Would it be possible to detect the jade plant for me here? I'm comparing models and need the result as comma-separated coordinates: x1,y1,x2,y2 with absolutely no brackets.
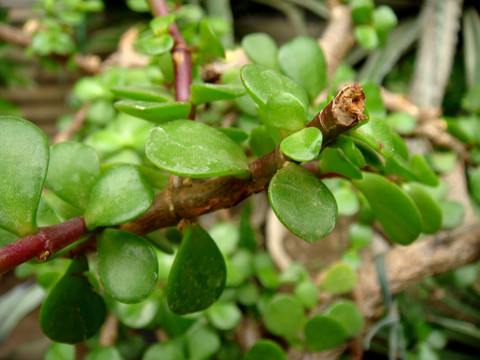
1,0,479,359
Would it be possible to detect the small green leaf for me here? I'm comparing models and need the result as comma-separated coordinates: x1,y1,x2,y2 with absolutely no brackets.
39,257,106,343
84,346,122,360
243,340,287,360
253,252,279,289
190,83,245,104
403,183,442,234
167,225,226,314
135,34,174,55
186,325,221,360
199,19,225,58
114,100,191,123
207,301,242,330
249,125,277,157
0,116,49,236
321,262,357,294
45,343,74,360
426,151,457,174
353,172,423,245
350,0,374,25
263,294,306,338
334,135,366,168
355,25,379,50
349,223,373,250
241,33,279,70
333,185,360,216
46,142,100,210
319,147,363,179
144,340,186,360
146,120,250,178
98,229,158,304
305,315,348,351
411,155,439,186
278,36,327,100
218,128,249,144
240,64,309,111
263,92,307,132
111,86,174,102
386,111,416,134
439,201,465,229
353,117,395,156
209,222,239,256
280,127,323,162
325,299,365,337
84,164,154,229
294,281,318,309
373,5,398,31
269,163,337,242
361,80,387,119
150,14,176,36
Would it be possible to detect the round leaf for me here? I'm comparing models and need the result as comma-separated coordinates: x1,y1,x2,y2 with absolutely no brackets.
263,294,306,338
114,100,191,123
268,163,337,242
167,225,226,314
85,346,122,360
351,0,374,24
84,164,154,229
46,142,100,210
242,33,280,70
353,172,423,245
348,223,373,250
98,229,158,304
439,200,465,229
135,34,174,55
280,127,323,162
325,299,365,337
321,262,357,294
305,315,348,351
144,341,186,360
206,301,242,330
354,25,379,50
373,5,398,31
39,257,106,343
0,116,49,236
146,120,250,178
243,340,287,360
190,83,245,104
294,281,318,309
278,36,327,100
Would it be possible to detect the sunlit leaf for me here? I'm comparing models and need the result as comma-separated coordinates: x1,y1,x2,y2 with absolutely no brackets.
241,33,279,70
280,127,322,162
114,100,191,123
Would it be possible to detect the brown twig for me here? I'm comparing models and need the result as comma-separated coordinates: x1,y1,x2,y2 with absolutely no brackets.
52,102,91,144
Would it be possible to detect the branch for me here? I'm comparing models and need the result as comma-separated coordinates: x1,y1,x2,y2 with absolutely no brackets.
0,84,367,273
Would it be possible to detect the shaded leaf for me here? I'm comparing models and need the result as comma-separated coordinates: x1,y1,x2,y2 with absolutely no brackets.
241,33,279,70
111,86,174,102
325,299,365,337
243,340,287,360
190,83,245,104
403,183,442,234
280,127,323,162
321,262,357,294
114,100,191,123
305,315,348,351
263,294,306,338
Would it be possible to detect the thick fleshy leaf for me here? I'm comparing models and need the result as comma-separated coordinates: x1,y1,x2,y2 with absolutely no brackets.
280,127,322,162
262,92,307,133
0,116,49,236
334,135,366,168
319,147,363,179
84,164,154,229
269,163,337,242
39,257,106,343
349,223,373,250
373,5,398,31
111,86,174,102
114,100,191,123
199,19,225,58
353,172,422,245
351,0,374,25
243,340,287,360
278,36,327,100
352,117,395,156
263,294,306,338
321,262,357,294
249,125,277,157
386,111,416,134
403,183,442,234
146,120,250,178
46,142,99,210
167,225,226,314
84,346,122,360
186,325,221,360
98,229,158,304
354,25,379,50
150,14,175,36
240,64,309,110
305,315,348,351
190,83,245,104
135,34,174,55
325,299,365,337
241,33,280,70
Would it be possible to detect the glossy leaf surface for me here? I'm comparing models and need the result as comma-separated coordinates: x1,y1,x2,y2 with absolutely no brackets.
305,315,348,351
114,100,191,123
353,117,395,157
325,299,365,337
167,225,226,314
0,116,49,236
353,172,422,245
39,257,106,343
403,183,442,234
269,163,337,242
278,36,327,100
46,142,99,209
144,341,186,360
98,229,158,303
111,86,174,102
243,340,287,360
146,120,250,178
190,83,245,104
84,164,154,229
280,127,322,162
264,92,307,132
319,147,362,179
263,294,306,338
241,32,279,70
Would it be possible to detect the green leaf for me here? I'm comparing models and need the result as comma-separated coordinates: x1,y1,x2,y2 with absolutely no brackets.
426,151,457,174
263,294,306,338
243,340,287,360
0,116,49,236
361,80,386,119
305,315,348,351
350,0,374,25
355,25,379,49
403,183,442,234
349,223,373,250
190,83,245,104
411,155,439,186
208,222,239,256
186,325,221,360
84,346,122,360
280,127,323,162
114,100,191,123
439,201,465,229
353,172,423,245
333,185,360,216
269,163,337,242
463,8,480,88
150,14,176,36
45,342,74,360
263,92,307,132
218,128,249,144
199,19,225,58
373,5,398,31
319,147,363,179
325,299,365,337
470,167,480,203
278,36,327,100
334,135,366,168
240,64,309,111
146,120,250,178
249,125,277,157
114,288,161,328
321,262,357,294
167,225,226,314
241,33,279,70
39,257,106,343
111,86,174,102
144,340,186,360
46,142,99,210
206,301,242,330
386,111,416,134
353,117,395,156
253,252,279,289
84,164,154,229
294,281,318,309
98,229,158,303
135,34,174,55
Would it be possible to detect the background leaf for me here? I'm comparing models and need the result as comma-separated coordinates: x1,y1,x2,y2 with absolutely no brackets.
114,100,191,123
305,315,348,351
241,33,280,70
263,294,306,339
